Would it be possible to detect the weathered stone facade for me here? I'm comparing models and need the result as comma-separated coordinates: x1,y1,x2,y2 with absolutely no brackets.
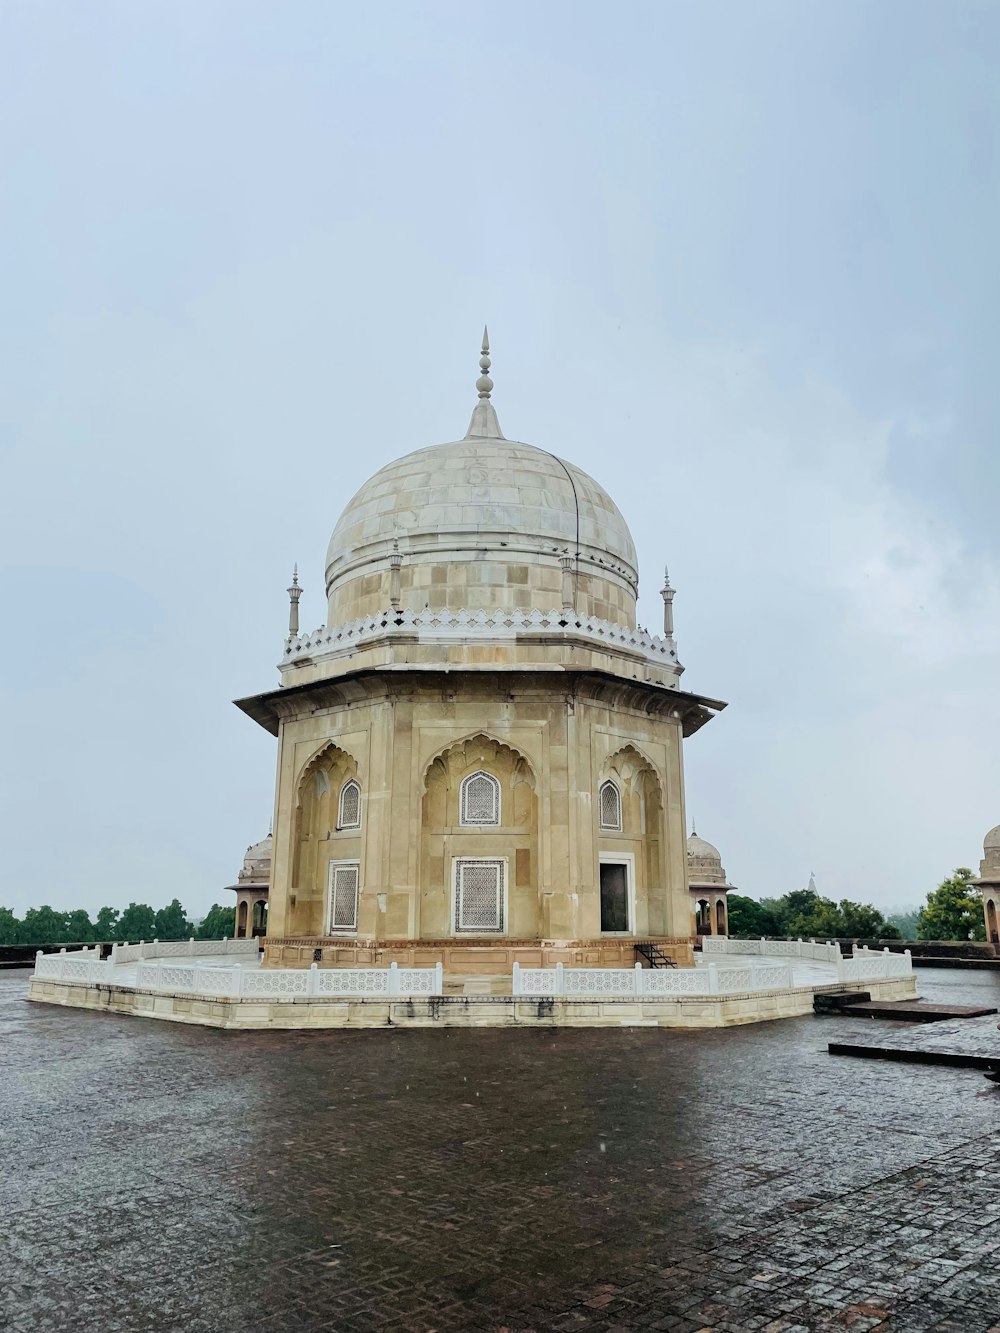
236,338,725,970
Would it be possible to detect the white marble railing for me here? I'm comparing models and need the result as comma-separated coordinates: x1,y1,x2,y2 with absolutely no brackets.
32,949,444,999
512,960,796,998
33,954,116,984
283,607,679,667
701,937,842,964
110,937,260,964
700,937,912,981
838,947,913,982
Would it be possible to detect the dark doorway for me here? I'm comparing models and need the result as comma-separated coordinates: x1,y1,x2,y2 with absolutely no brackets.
600,862,629,932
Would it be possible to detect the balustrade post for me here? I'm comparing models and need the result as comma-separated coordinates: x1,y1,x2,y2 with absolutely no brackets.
555,961,564,996
188,937,195,956
388,961,400,997
234,965,244,997
634,961,643,997
434,961,443,995
512,961,521,996
307,962,318,997
707,962,719,995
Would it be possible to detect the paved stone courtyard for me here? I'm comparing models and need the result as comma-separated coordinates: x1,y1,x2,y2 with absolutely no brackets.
3,968,1000,1332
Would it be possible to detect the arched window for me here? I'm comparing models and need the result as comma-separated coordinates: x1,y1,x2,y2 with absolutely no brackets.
460,771,501,826
599,779,622,832
338,779,361,830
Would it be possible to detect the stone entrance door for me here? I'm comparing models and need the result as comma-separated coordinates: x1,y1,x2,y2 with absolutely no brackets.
600,862,629,932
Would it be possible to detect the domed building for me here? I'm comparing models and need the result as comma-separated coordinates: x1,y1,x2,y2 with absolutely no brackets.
973,822,1000,946
225,834,272,940
686,829,737,937
235,336,726,973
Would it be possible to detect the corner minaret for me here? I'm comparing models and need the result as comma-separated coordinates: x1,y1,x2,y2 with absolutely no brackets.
660,567,676,645
287,566,302,637
466,327,505,440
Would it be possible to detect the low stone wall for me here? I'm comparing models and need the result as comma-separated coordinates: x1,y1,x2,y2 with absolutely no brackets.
27,974,915,1030
262,936,695,972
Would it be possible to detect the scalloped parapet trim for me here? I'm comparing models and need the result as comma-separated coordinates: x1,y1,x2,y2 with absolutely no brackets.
281,607,680,670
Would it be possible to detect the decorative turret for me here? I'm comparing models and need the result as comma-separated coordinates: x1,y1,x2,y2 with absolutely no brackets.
287,566,302,637
661,567,675,640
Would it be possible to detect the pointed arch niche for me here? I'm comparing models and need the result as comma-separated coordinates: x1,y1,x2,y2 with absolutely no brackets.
596,745,666,936
420,733,538,939
289,741,361,937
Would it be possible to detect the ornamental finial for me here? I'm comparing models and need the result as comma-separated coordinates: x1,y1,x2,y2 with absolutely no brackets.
476,326,493,400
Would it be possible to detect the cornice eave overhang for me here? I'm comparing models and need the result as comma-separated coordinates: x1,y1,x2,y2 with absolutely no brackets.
233,665,727,739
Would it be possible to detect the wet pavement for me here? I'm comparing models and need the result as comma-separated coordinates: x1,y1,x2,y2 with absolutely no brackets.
3,966,1000,1332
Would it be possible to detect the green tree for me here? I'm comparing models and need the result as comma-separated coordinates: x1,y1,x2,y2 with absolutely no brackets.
756,888,901,941
18,906,70,946
154,899,191,941
836,900,900,939
196,904,236,940
886,908,921,939
65,909,95,943
917,869,985,941
0,907,19,945
726,895,782,937
118,902,157,942
94,906,121,941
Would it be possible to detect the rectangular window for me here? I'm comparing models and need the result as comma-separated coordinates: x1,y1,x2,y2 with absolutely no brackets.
328,861,360,933
454,858,505,933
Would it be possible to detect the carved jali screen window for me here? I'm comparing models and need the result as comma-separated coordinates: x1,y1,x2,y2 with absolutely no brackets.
460,771,500,826
454,858,505,933
599,780,622,832
338,779,361,830
329,862,360,933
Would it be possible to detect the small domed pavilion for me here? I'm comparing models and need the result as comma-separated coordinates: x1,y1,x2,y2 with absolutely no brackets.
225,835,272,940
973,822,1000,947
686,829,738,936
235,335,726,974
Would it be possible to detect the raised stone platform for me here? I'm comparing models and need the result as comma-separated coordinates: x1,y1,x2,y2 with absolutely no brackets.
830,1014,1000,1071
28,971,916,1029
837,999,998,1022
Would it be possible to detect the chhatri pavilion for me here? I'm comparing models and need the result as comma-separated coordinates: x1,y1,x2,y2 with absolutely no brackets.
235,335,726,975
973,821,1000,947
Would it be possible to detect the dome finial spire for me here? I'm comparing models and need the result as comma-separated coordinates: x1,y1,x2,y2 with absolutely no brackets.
476,326,493,399
465,325,505,440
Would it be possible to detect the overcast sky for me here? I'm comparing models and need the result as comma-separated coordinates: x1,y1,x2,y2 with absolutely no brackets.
1,0,998,918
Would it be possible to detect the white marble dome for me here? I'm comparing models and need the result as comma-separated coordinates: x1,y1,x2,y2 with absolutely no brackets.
687,831,731,888
323,362,640,628
687,832,722,863
238,834,272,886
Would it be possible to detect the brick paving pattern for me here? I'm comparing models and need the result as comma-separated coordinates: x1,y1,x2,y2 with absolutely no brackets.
3,967,1000,1332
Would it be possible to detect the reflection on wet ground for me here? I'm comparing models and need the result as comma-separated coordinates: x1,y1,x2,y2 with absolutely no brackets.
3,967,999,1331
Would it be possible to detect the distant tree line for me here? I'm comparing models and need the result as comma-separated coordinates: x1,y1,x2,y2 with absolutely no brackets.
0,899,236,947
727,868,986,942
